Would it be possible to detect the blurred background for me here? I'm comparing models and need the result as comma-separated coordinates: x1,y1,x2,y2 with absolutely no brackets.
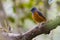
0,0,60,40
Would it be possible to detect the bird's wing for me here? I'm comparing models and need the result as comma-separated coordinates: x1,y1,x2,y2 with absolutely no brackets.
37,11,46,19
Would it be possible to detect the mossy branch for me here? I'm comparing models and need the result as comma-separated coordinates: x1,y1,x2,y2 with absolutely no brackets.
10,16,60,40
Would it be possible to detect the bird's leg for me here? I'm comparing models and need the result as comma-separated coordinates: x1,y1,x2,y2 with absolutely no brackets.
38,22,46,28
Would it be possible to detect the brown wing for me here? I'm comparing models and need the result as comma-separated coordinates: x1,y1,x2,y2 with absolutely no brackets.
32,12,46,23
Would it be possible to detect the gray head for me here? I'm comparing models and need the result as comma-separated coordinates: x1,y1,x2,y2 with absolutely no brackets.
31,7,37,13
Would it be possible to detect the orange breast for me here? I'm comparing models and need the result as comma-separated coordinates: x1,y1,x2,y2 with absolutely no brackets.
32,12,46,23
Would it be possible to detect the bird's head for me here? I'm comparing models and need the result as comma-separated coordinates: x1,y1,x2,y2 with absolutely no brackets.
31,7,38,14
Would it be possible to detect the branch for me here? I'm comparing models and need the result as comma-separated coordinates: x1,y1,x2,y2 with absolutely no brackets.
17,23,49,40
1,16,60,40
5,23,48,40
9,16,60,40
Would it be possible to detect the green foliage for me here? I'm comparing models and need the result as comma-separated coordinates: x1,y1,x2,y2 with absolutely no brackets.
57,6,60,11
18,3,24,9
13,6,16,13
3,0,6,1
8,17,15,23
18,0,36,9
26,13,32,19
20,17,25,24
24,0,35,8
57,1,60,11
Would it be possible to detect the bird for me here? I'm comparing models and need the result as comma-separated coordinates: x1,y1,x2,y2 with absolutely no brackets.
31,7,46,23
